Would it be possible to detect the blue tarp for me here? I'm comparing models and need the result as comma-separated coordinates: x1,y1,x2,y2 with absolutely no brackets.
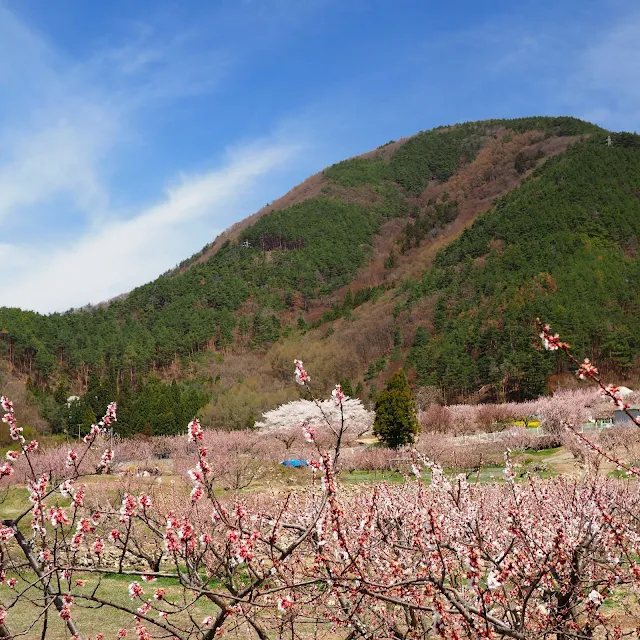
280,459,309,468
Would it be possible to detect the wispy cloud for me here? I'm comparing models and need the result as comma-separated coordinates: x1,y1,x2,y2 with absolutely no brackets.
1,138,301,312
0,8,115,224
570,12,640,130
0,118,112,222
0,3,233,230
0,4,303,312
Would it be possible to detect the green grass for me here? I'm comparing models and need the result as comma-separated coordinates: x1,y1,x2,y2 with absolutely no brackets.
341,469,407,484
522,447,562,457
1,571,221,640
339,466,540,485
0,486,32,520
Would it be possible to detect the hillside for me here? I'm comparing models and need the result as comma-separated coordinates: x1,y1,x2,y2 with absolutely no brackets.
4,116,640,436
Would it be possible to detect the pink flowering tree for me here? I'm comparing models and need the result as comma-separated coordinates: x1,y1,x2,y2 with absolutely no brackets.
1,355,640,638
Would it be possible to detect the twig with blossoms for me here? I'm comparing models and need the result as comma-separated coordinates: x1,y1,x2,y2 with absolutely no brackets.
1,400,119,639
538,320,637,419
292,359,349,467
538,319,640,476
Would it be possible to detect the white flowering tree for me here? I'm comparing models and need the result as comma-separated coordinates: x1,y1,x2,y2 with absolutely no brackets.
254,397,373,438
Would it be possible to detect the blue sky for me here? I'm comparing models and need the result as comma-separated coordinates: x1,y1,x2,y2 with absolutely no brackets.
0,0,638,312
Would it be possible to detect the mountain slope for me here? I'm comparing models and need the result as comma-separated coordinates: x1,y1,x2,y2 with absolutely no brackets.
5,116,640,435
404,133,640,400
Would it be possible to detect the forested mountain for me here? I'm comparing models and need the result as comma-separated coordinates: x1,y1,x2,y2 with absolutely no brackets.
2,116,640,436
405,134,640,400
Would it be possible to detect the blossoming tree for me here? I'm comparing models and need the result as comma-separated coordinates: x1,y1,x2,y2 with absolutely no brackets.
1,353,640,638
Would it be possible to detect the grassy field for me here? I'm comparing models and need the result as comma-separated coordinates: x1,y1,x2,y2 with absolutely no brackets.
3,572,222,640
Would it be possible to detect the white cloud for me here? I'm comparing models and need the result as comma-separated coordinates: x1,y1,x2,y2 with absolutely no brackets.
582,18,640,99
0,7,116,223
573,14,640,129
0,118,112,221
0,4,233,231
0,5,297,312
1,138,301,313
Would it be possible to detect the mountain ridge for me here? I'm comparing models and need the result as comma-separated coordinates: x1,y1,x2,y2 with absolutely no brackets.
4,116,640,437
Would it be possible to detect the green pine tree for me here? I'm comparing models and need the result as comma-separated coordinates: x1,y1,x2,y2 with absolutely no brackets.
373,369,419,448
339,378,354,397
80,406,97,438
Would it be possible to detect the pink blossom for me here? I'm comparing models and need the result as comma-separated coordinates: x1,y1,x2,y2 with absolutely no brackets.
71,532,84,549
178,521,194,541
72,486,86,507
97,448,114,471
102,402,117,427
0,527,14,541
576,358,599,380
38,548,52,562
66,449,78,467
59,479,74,498
294,359,310,385
302,422,315,443
137,600,151,615
48,507,69,527
236,542,254,563
601,384,629,410
59,602,72,620
187,418,204,443
538,324,570,351
134,620,151,640
277,596,294,613
120,493,137,522
190,485,203,503
24,439,38,453
83,424,101,444
331,384,346,406
0,463,14,479
76,518,95,534
93,537,104,555
197,459,211,476
128,582,144,600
